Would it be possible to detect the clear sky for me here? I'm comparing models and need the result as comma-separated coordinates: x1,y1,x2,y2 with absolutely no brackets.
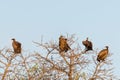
0,0,120,77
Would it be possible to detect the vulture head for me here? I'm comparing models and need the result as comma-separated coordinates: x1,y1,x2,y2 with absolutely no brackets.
82,37,93,52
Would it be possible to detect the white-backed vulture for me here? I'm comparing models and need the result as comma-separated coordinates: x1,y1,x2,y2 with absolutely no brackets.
12,38,21,54
82,37,93,52
59,36,71,53
97,46,109,62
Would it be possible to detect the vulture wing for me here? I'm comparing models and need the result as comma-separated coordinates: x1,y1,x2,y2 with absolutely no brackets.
87,41,93,50
59,36,66,52
97,49,108,62
15,41,21,48
64,39,71,52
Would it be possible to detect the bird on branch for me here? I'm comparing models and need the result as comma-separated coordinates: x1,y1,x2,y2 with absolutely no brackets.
59,35,71,53
12,38,21,54
82,37,93,52
97,46,109,62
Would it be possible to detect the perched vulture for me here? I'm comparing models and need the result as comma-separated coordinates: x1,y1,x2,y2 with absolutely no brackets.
82,37,93,52
59,36,71,53
12,38,21,54
97,46,109,62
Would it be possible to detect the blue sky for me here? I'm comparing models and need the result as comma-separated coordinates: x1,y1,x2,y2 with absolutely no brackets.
0,0,120,77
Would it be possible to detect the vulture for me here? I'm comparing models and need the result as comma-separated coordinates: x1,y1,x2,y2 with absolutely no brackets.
97,46,109,62
82,37,93,52
59,36,71,53
12,38,21,54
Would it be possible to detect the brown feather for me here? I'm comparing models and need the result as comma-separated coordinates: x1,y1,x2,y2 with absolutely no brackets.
97,46,109,62
59,36,71,53
12,38,21,54
82,38,93,52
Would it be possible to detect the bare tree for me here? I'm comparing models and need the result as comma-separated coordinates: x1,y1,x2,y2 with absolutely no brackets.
33,34,115,80
0,34,116,80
